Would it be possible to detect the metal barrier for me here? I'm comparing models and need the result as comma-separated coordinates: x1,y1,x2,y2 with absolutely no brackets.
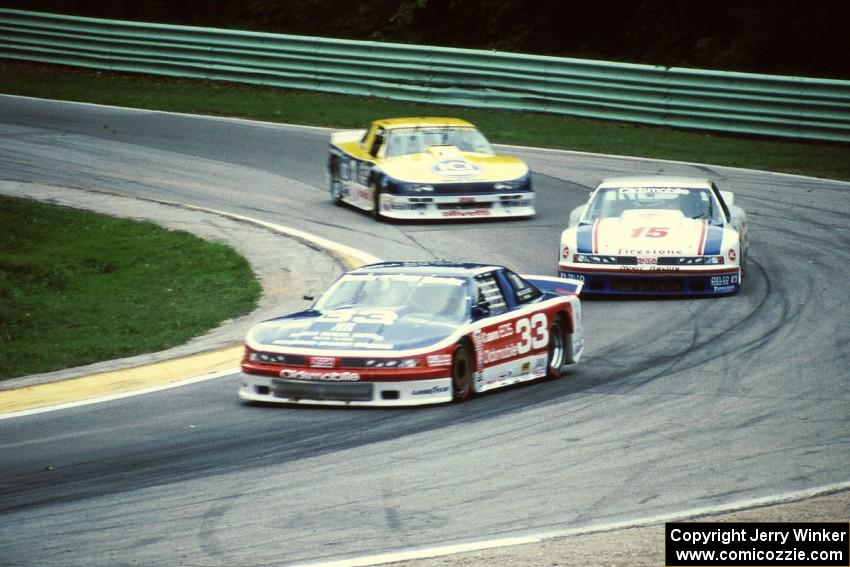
2,8,849,142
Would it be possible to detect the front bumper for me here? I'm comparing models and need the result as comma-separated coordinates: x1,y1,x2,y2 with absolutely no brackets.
558,266,741,295
379,192,534,220
239,373,454,407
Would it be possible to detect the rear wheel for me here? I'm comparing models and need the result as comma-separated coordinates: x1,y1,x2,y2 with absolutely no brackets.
371,181,383,221
329,159,343,204
547,320,565,379
451,344,473,402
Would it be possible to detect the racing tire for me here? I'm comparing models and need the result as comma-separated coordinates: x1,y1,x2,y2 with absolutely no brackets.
546,320,565,379
451,344,473,402
371,181,383,221
329,171,344,205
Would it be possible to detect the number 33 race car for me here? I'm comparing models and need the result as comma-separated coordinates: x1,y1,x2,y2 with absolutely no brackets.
328,117,535,220
559,176,748,295
239,262,584,407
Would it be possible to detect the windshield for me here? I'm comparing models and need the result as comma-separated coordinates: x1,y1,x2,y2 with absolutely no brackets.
314,274,469,323
384,127,494,157
584,187,720,222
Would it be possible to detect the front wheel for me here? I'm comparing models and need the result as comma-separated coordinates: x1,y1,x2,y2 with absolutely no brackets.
329,159,344,205
546,320,565,379
451,344,473,402
329,174,343,205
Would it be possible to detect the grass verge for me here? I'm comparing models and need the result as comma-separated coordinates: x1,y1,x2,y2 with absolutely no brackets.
2,60,850,181
0,195,261,380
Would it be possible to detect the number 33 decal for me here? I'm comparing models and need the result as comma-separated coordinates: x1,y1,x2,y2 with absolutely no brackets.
318,309,397,325
516,313,548,354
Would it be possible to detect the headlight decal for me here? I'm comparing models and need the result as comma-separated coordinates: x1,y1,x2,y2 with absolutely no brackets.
340,358,420,369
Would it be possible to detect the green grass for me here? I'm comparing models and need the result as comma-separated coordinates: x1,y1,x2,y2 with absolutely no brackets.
0,61,850,180
0,195,261,380
3,61,850,181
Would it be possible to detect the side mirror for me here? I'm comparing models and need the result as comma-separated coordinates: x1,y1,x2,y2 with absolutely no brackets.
471,299,491,319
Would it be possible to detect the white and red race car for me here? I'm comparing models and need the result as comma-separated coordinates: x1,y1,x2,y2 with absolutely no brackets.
559,176,748,295
239,262,583,406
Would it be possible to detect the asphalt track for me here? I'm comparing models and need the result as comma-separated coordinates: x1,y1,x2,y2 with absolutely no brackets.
0,96,848,566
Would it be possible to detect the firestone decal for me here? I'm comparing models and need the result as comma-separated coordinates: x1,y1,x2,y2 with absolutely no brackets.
619,248,683,255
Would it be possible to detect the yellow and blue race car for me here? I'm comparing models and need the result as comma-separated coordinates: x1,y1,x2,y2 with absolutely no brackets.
328,117,534,220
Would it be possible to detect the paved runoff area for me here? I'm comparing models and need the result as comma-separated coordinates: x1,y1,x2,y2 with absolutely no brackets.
2,181,846,566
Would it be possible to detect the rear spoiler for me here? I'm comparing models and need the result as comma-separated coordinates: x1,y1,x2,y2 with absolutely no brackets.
522,274,584,296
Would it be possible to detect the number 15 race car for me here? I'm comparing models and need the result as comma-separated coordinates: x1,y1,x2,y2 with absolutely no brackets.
239,262,584,407
559,176,748,295
328,117,535,220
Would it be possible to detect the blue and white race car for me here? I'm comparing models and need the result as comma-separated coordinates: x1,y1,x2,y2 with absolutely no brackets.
559,176,748,295
240,262,584,406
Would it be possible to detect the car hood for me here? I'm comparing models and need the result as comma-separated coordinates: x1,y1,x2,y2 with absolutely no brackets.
576,210,726,256
248,308,460,353
380,146,528,184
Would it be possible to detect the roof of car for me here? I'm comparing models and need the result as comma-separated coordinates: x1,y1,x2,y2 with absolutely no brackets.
596,176,714,189
349,261,500,277
372,117,476,130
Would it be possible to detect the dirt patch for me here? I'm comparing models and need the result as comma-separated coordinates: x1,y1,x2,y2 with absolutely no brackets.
392,490,849,566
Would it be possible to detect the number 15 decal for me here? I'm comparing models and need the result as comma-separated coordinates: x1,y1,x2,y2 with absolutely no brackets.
630,226,670,238
516,313,548,354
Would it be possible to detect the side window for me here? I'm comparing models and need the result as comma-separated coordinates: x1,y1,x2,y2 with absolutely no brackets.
504,270,542,305
475,273,508,315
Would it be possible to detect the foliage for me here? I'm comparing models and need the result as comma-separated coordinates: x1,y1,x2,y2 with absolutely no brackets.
3,0,847,78
2,61,849,182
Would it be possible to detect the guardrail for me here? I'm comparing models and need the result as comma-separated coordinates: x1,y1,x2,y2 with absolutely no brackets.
2,8,850,142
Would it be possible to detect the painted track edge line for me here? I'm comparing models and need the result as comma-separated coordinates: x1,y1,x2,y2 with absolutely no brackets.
0,192,382,418
290,480,850,567
0,368,238,420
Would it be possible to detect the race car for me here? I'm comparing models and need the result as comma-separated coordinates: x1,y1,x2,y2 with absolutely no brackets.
327,117,534,220
239,261,583,407
558,176,748,295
